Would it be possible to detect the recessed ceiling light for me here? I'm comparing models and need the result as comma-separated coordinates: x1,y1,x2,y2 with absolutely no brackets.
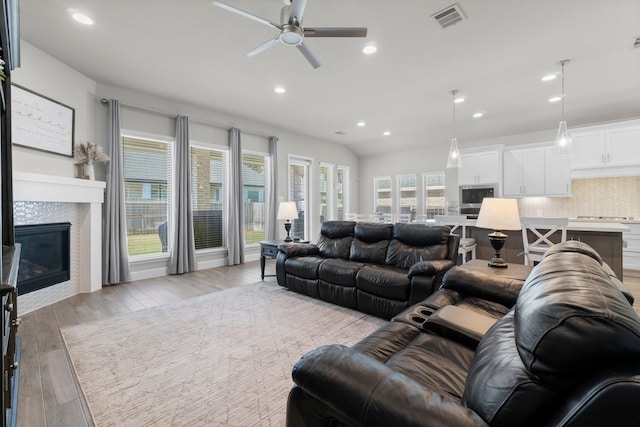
549,96,562,103
454,96,465,104
383,131,391,136
274,86,286,94
362,43,377,55
472,112,484,118
542,74,557,82
71,12,94,25
357,121,366,127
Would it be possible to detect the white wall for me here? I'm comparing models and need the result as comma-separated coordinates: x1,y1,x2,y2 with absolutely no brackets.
11,41,97,177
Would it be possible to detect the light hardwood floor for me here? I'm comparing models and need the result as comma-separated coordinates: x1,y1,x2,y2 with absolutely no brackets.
17,260,269,427
15,261,640,427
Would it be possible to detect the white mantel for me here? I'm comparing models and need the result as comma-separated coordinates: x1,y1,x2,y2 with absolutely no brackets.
13,171,106,294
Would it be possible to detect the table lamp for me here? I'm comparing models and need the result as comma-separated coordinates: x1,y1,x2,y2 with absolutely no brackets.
277,201,298,242
475,198,521,268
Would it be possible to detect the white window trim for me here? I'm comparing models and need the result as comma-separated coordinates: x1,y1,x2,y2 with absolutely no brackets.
396,173,417,216
373,175,392,214
288,155,314,240
320,162,335,221
337,165,350,220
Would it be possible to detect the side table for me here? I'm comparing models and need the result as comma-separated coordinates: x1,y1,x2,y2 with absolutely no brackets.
260,240,281,280
458,259,533,282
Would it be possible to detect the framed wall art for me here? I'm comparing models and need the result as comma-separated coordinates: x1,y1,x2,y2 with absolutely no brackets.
11,84,75,157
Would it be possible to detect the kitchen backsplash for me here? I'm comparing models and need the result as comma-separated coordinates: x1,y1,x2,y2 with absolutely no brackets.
518,176,640,219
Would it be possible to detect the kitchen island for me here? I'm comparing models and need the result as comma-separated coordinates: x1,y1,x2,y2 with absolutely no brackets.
460,221,629,279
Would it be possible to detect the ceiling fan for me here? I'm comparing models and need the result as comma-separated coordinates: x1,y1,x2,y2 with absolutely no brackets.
213,0,367,69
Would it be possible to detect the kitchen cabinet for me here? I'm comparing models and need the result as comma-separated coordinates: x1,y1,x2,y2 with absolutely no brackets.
567,230,624,278
571,121,640,176
623,223,640,272
503,147,545,196
458,149,501,186
544,147,571,196
502,145,571,197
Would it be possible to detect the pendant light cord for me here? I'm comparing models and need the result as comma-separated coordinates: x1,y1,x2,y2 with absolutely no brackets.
451,90,457,138
561,61,565,121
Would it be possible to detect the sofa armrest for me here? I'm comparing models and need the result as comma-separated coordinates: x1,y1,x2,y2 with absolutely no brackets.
408,259,456,278
277,243,319,257
441,267,525,308
421,288,462,310
423,305,497,349
291,344,489,427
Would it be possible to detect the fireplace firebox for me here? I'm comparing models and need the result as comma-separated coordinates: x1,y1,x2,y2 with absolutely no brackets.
14,222,71,294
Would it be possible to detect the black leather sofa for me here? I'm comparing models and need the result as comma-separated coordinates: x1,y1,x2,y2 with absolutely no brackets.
275,221,460,319
286,241,640,426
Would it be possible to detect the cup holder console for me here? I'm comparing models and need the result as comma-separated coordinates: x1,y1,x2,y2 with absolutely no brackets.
391,305,438,330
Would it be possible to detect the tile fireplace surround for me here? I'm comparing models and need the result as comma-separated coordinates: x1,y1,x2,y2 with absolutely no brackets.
13,172,106,315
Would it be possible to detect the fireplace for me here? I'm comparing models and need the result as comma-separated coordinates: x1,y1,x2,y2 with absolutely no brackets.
15,222,71,295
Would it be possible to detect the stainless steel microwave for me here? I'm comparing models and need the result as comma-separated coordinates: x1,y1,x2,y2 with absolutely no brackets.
459,185,497,218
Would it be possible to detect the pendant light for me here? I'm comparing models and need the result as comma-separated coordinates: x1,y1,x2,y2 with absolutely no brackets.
446,90,462,169
554,60,572,155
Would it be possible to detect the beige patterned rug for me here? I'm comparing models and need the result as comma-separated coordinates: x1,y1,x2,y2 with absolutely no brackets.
61,282,385,426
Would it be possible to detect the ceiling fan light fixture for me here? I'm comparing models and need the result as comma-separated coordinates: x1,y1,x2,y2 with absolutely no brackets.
280,24,304,45
542,73,557,82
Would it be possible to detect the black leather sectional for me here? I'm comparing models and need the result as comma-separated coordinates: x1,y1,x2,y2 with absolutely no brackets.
286,241,640,426
276,221,460,319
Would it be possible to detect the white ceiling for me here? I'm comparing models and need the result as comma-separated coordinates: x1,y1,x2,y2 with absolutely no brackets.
18,0,640,157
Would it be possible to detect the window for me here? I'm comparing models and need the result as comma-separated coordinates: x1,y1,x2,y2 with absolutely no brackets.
397,174,417,217
337,166,349,220
319,163,334,223
423,172,446,219
191,145,227,250
123,135,172,257
289,157,311,240
243,152,268,245
373,176,392,214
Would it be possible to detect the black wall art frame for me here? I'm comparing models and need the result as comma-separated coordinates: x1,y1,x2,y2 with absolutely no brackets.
11,84,75,157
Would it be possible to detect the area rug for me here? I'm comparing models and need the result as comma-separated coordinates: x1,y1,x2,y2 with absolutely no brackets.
61,282,386,426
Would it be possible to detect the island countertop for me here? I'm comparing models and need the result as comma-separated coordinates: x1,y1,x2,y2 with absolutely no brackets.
458,220,630,233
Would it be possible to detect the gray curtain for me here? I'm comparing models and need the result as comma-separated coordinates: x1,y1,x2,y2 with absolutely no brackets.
103,99,131,284
227,128,245,265
266,136,278,240
168,116,197,274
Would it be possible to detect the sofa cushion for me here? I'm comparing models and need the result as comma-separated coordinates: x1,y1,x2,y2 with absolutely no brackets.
356,264,410,301
284,256,325,280
514,247,640,390
316,221,355,259
350,239,388,264
354,222,394,242
318,258,364,287
384,224,450,269
348,223,393,264
462,311,558,426
386,240,448,269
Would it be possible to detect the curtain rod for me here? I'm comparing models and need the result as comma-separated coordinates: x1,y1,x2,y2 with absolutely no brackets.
100,98,274,139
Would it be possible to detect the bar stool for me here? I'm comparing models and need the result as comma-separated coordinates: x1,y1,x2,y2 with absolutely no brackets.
435,215,476,264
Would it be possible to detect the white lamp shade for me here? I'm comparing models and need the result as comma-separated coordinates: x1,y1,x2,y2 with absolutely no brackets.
277,202,298,220
475,198,521,231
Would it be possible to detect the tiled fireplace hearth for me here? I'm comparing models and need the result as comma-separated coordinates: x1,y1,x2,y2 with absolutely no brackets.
13,172,106,315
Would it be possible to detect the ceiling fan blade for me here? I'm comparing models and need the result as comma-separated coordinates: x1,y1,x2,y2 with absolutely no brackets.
304,27,368,38
297,42,321,69
213,1,281,31
289,0,307,24
247,37,281,57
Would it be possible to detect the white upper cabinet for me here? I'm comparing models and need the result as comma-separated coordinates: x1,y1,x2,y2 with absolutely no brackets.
459,149,501,186
503,147,546,197
544,147,572,196
571,120,640,177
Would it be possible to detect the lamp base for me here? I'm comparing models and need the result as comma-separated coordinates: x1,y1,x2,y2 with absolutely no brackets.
487,231,508,268
284,221,293,242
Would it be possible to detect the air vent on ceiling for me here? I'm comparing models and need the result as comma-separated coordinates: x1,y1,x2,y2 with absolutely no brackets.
634,36,640,49
432,3,466,29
